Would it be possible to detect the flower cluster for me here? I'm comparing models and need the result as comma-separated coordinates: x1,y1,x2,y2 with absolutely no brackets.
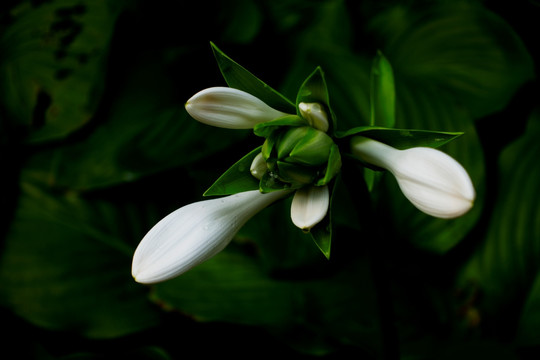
132,46,475,284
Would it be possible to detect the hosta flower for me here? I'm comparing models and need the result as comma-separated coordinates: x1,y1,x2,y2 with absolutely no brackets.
185,87,289,129
350,136,475,218
132,190,288,284
132,87,335,283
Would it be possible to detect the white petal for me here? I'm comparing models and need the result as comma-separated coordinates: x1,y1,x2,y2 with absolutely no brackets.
290,185,330,230
350,136,475,218
299,102,329,132
132,190,288,284
185,87,289,129
390,147,475,218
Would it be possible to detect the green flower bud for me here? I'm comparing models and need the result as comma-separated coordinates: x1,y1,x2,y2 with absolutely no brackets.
276,126,311,160
250,152,267,180
286,127,333,166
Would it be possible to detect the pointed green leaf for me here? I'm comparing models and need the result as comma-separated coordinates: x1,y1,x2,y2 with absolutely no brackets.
253,115,306,138
370,51,396,128
308,181,338,259
204,147,262,196
337,126,463,150
211,42,295,113
316,144,342,186
296,67,338,135
262,136,276,161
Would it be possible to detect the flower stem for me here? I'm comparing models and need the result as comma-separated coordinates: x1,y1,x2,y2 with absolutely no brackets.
342,161,400,360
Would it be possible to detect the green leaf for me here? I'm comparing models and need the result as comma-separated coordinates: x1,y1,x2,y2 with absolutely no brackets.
203,147,262,196
26,49,249,191
253,115,306,138
517,271,540,347
337,126,463,150
296,67,338,134
0,0,125,143
370,51,396,128
458,113,540,339
0,181,160,337
152,231,379,355
371,1,534,118
316,143,342,186
211,42,296,113
153,248,298,326
308,181,338,259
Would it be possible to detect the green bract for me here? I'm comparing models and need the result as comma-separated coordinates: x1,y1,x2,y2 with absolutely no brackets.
258,125,335,190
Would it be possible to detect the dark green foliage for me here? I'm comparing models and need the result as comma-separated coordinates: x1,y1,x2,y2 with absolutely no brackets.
0,0,538,358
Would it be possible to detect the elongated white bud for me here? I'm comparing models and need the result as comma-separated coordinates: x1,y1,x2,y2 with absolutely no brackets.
290,185,330,230
185,87,289,129
350,136,475,218
299,102,329,132
132,190,288,284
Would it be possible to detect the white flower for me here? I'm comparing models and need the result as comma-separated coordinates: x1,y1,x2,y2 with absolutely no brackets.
132,88,334,284
299,102,329,132
350,136,475,218
132,190,288,284
291,185,330,230
185,87,290,129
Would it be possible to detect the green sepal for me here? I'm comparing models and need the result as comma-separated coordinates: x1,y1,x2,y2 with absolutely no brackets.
296,67,338,135
262,137,276,161
211,42,295,113
336,126,463,150
288,128,333,166
276,126,310,160
253,115,306,138
308,180,338,260
276,161,318,186
203,146,262,196
370,51,396,128
259,171,294,193
316,144,342,186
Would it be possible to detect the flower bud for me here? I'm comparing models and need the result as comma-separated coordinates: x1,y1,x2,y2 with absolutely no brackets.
277,126,333,166
185,87,289,129
132,190,288,283
291,185,330,231
299,102,329,132
350,136,475,218
250,152,267,180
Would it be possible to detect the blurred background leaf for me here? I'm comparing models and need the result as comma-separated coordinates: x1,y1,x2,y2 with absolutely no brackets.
0,179,161,337
0,0,125,143
458,110,540,344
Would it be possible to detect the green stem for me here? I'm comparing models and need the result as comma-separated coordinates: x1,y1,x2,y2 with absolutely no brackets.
342,161,400,359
